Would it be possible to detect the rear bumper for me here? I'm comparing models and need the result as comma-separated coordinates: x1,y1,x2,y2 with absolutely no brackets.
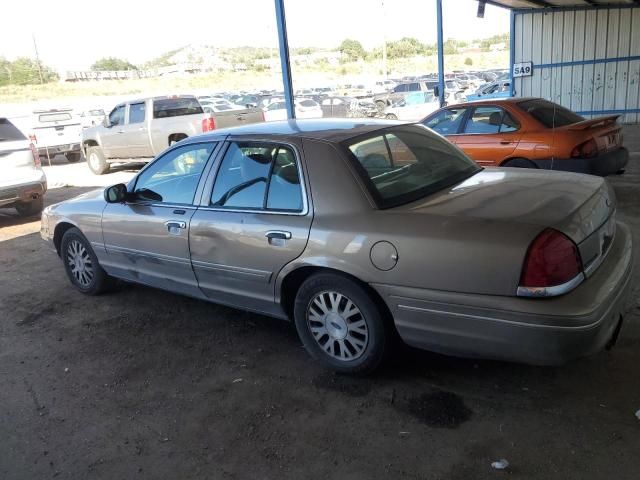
532,147,629,176
37,142,81,156
0,179,47,208
373,222,633,366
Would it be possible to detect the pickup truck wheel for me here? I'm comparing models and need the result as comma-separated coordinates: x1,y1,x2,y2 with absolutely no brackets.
385,113,398,120
15,197,44,217
61,227,113,295
66,152,81,163
294,273,388,375
87,147,109,175
375,100,387,112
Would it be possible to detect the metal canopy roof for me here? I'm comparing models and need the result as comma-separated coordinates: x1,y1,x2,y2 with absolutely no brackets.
485,0,640,10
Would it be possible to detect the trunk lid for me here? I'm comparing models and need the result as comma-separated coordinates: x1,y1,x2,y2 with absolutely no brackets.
400,168,614,245
559,115,623,153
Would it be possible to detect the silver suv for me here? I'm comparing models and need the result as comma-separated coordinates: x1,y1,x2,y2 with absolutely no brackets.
0,117,47,216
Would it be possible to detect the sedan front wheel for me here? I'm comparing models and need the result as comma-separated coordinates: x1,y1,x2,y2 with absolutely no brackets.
294,273,388,374
61,227,113,295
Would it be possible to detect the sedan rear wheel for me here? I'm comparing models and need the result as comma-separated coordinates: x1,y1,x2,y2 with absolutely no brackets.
294,273,387,374
61,227,113,295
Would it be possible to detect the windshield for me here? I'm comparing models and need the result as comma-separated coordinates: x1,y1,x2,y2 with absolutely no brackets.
517,99,584,128
344,125,480,208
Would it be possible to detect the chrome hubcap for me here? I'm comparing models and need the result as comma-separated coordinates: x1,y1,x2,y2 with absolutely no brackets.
89,152,100,170
307,291,368,361
67,239,94,287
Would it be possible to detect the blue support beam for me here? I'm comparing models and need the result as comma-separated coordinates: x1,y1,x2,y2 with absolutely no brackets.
274,0,295,119
436,0,445,107
509,9,515,97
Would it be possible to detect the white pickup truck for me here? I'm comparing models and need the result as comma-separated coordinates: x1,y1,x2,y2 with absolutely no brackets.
81,95,263,174
31,108,83,163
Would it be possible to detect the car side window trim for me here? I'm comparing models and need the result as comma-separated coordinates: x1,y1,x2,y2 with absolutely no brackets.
128,141,221,207
197,139,309,216
451,105,520,136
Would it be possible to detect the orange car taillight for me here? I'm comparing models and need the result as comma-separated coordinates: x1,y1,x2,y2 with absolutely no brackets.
30,143,41,167
517,229,584,297
202,117,215,132
570,138,598,158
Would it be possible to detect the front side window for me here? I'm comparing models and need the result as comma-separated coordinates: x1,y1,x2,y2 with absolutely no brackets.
109,106,125,126
423,107,467,135
211,142,303,212
464,106,519,134
346,126,479,208
133,143,214,204
128,103,146,124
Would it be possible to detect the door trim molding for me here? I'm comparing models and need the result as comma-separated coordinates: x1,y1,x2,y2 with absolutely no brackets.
104,244,191,266
191,259,272,282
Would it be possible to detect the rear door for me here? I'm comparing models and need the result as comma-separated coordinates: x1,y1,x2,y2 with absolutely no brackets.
119,101,152,158
101,141,218,297
100,105,126,158
454,105,521,166
189,139,312,315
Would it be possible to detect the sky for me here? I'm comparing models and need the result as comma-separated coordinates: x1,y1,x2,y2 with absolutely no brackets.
0,0,510,71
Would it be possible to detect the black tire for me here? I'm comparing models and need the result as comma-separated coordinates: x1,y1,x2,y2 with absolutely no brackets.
502,157,537,169
375,100,387,112
66,152,81,163
294,273,388,375
15,196,44,217
60,227,113,295
87,146,109,175
385,113,398,120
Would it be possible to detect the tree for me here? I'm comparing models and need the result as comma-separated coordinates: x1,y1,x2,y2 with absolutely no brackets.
0,57,57,86
464,57,473,66
91,57,137,71
386,37,427,59
338,39,366,62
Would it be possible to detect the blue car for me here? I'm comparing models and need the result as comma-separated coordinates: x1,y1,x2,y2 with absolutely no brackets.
466,80,511,101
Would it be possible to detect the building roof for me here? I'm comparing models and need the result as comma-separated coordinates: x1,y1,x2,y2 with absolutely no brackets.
486,0,639,10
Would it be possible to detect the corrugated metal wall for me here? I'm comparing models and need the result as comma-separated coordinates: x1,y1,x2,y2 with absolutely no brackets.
513,6,640,123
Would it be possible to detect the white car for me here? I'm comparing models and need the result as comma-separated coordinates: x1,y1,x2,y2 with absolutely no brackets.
263,98,323,122
30,109,83,163
384,92,440,121
0,117,47,216
199,97,244,111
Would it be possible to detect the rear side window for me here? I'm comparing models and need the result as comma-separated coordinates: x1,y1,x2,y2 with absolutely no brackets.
129,103,146,124
38,112,72,123
517,99,583,128
211,142,303,212
153,97,203,119
0,118,27,141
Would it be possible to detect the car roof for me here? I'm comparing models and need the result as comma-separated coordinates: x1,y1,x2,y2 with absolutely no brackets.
187,118,406,143
446,97,539,108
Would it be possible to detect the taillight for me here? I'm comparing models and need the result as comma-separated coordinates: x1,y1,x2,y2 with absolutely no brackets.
571,138,598,158
517,228,584,297
30,143,41,167
202,117,215,132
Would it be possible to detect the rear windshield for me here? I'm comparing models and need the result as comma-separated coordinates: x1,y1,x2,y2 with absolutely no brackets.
517,99,584,128
38,112,72,123
345,125,480,208
0,118,27,141
153,97,203,119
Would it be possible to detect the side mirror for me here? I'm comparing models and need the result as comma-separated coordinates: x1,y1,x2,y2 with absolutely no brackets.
102,117,111,128
104,183,127,203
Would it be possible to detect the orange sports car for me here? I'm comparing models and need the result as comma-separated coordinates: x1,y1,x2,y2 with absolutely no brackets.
421,98,628,176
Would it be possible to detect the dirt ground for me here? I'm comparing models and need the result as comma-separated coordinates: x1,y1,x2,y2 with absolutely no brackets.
1,131,639,480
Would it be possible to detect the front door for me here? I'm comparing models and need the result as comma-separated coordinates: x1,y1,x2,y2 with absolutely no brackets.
100,104,127,158
189,140,312,315
454,105,521,166
101,142,217,297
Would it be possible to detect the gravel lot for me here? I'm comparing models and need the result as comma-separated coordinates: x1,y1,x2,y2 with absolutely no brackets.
1,133,639,480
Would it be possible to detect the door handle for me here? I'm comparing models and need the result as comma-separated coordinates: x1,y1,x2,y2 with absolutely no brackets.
117,130,125,134
265,230,292,240
165,220,187,234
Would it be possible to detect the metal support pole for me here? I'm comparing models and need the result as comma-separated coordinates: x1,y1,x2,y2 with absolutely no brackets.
436,0,446,107
274,0,295,119
509,10,515,98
